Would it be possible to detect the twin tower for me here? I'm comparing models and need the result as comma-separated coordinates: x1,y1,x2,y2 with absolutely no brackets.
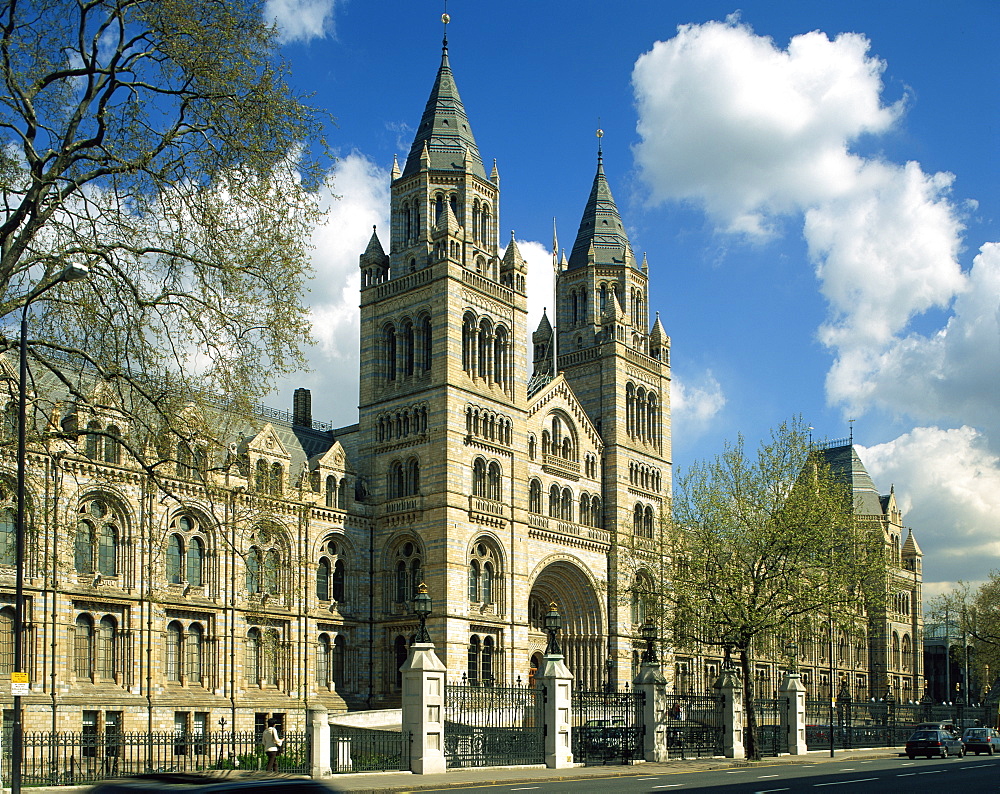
354,38,670,693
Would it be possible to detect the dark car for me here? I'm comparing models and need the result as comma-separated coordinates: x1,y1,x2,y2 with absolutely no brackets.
913,721,959,735
962,727,1000,755
88,772,336,793
905,729,965,759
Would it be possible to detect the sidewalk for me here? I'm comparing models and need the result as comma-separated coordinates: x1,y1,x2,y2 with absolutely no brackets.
326,746,904,792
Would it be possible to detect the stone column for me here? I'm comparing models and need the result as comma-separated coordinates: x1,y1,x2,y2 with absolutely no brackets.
537,653,574,769
779,671,808,755
714,668,745,759
401,641,448,774
633,662,669,762
309,705,331,777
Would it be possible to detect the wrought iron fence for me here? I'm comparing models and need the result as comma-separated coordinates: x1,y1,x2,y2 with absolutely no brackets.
752,697,789,757
0,730,309,786
329,727,408,773
662,693,724,758
444,681,545,768
571,687,645,765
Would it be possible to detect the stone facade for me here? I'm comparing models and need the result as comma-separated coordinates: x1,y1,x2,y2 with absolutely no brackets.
0,38,922,737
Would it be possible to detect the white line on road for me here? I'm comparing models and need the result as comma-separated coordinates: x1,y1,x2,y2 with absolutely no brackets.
635,778,660,780
758,774,780,778
651,785,682,789
917,770,943,774
813,778,877,787
727,769,746,773
511,788,539,791
897,773,917,777
755,789,790,793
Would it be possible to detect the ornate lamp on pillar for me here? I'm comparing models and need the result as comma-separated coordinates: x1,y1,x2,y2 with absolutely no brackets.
640,621,658,665
413,582,432,643
543,601,562,656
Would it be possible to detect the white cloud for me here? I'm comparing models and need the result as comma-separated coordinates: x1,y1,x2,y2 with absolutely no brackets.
859,427,1000,588
264,0,336,44
672,371,727,429
516,239,555,336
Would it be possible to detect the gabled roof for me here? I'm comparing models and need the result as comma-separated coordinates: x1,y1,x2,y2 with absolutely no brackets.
567,151,631,270
527,373,603,452
401,45,485,179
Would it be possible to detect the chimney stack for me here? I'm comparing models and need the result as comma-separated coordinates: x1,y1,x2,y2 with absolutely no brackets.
293,388,312,429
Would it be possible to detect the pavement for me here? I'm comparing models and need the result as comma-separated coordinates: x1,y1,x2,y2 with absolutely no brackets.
19,747,905,794
323,746,905,792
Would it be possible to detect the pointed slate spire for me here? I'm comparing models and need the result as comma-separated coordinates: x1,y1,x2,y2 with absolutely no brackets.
533,309,553,341
568,148,631,270
902,527,923,557
402,41,486,179
649,311,667,344
502,231,526,272
490,158,500,185
390,154,401,181
360,225,389,269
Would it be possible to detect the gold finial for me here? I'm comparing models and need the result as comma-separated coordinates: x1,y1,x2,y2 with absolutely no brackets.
596,128,604,138
442,12,450,24
418,582,428,594
549,600,558,611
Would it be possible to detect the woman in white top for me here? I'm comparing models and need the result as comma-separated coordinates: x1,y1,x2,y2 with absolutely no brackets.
262,718,283,771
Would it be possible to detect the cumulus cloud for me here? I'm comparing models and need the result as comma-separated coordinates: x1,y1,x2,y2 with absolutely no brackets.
516,239,555,336
859,427,1000,588
672,371,727,430
264,0,336,44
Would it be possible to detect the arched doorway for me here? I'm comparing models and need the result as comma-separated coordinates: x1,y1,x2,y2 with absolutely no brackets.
528,559,605,689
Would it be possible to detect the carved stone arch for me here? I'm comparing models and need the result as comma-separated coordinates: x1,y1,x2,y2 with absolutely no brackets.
75,486,134,539
164,502,218,554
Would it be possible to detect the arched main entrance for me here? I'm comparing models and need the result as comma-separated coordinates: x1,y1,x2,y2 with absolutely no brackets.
528,559,605,690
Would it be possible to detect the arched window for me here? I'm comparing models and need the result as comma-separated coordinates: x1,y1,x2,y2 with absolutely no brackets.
0,505,13,566
406,458,420,495
634,504,643,536
317,558,330,602
75,522,94,574
388,461,404,499
468,560,480,602
85,421,101,459
167,535,184,584
269,463,283,495
468,635,481,684
528,435,536,460
561,487,573,521
528,479,541,514
98,616,116,680
325,475,335,507
334,635,347,687
395,561,407,603
76,498,122,577
482,636,495,684
472,458,487,498
332,560,345,602
487,462,501,500
187,536,203,587
246,628,262,684
901,634,912,672
255,459,267,492
402,320,415,376
0,607,13,674
104,425,122,465
187,623,203,684
98,521,117,575
245,548,262,593
548,484,560,517
74,614,94,678
481,562,493,604
166,621,183,682
338,479,348,509
316,634,331,687
591,496,602,527
644,506,654,538
263,629,280,685
891,632,901,669
421,315,433,372
264,549,280,594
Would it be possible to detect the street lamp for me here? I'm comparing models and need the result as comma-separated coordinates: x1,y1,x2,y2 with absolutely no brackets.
543,601,562,656
640,621,658,664
12,263,89,794
413,582,432,643
784,641,799,675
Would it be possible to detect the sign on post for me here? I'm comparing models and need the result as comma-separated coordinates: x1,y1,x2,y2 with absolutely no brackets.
10,671,29,696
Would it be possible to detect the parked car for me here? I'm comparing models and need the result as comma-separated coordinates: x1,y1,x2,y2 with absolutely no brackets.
913,721,959,735
88,773,336,793
905,729,965,759
962,727,1000,755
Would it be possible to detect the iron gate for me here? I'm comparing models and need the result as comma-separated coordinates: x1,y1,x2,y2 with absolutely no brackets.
329,727,409,773
444,681,545,768
663,694,725,758
752,697,789,757
571,687,645,765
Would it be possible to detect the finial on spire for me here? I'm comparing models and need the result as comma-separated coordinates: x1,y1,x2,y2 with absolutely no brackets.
442,2,450,49
596,124,604,157
848,418,855,444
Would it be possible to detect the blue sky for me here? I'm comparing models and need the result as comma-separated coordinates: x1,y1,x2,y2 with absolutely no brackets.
263,0,1000,597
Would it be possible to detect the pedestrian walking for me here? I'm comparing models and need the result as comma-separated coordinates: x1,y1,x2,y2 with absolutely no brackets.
262,718,283,772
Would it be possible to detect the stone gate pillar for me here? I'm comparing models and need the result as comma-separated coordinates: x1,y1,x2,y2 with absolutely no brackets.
715,668,745,759
309,705,331,777
401,641,448,774
634,662,668,762
779,671,808,754
537,653,574,768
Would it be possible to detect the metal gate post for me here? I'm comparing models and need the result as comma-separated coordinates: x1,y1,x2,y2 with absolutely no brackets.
538,653,574,768
779,671,808,754
402,641,448,774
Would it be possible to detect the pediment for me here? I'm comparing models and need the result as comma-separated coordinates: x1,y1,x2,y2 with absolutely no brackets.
527,374,602,451
246,423,291,459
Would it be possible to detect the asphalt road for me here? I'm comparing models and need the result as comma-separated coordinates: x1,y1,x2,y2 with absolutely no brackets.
416,754,1000,793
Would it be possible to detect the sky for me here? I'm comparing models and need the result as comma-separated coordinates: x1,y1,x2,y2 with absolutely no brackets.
260,0,1000,599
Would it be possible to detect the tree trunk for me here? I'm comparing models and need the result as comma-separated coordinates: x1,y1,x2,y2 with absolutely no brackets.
740,647,760,761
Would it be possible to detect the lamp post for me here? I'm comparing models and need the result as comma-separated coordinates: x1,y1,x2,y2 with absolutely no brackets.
543,601,562,656
11,263,89,794
413,582,432,643
640,621,658,665
605,654,614,693
784,642,799,675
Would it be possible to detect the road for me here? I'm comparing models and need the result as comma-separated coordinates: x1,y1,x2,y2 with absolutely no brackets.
415,754,1000,793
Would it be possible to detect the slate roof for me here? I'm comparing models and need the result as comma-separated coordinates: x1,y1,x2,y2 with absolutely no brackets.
816,443,884,516
567,151,632,270
401,44,485,179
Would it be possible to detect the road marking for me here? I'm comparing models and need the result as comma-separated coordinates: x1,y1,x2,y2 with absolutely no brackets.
758,774,780,778
917,770,943,774
651,786,682,789
636,778,660,780
511,788,539,791
755,789,790,793
813,779,877,787
838,767,855,771
727,769,746,773
897,773,917,777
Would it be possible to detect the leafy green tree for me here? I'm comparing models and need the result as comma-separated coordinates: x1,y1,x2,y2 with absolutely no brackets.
931,575,1000,700
642,419,886,760
0,0,329,472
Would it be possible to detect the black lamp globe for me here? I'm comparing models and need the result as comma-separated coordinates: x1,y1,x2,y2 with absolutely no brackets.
640,621,658,664
543,601,562,655
413,582,432,643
